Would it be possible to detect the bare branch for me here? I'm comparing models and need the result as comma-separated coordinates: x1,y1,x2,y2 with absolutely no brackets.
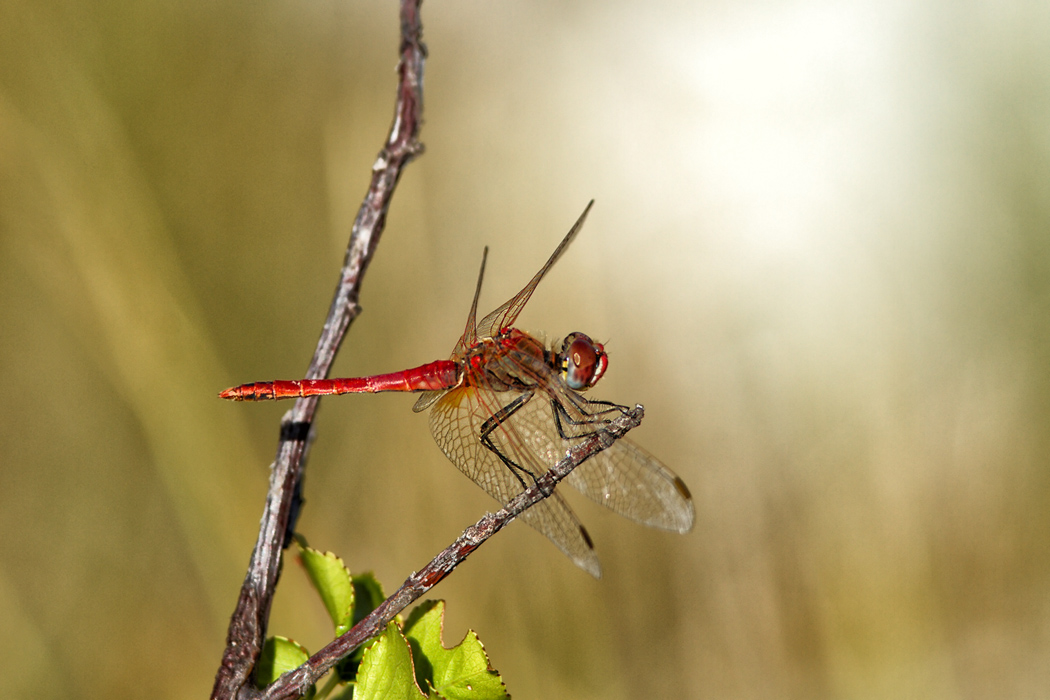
259,405,647,700
210,2,426,698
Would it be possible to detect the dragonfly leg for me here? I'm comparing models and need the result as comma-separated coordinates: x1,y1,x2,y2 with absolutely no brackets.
561,390,629,419
478,390,542,491
551,395,630,440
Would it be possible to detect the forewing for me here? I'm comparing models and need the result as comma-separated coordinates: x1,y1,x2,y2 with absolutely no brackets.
476,201,594,339
449,247,489,358
415,249,488,415
427,385,601,577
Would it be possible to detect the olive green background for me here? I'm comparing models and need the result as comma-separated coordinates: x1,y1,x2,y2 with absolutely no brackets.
2,1,1048,698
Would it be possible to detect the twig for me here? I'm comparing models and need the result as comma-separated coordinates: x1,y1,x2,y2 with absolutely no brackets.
259,405,647,700
210,2,426,698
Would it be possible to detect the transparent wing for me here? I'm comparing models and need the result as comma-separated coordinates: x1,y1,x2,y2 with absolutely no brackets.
567,436,695,533
428,384,602,577
502,386,695,533
412,389,446,413
415,247,489,414
449,246,488,358
475,201,594,339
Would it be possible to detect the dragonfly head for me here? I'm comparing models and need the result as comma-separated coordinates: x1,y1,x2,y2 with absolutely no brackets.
558,332,608,390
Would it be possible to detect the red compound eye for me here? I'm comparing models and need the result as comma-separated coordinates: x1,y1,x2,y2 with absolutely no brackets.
562,333,608,390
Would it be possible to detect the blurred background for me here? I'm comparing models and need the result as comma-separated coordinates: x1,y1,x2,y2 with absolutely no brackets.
2,0,1049,698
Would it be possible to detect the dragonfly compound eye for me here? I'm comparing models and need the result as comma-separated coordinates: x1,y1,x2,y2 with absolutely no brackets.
562,333,608,390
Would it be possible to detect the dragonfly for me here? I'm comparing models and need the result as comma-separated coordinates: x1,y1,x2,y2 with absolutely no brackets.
221,201,694,577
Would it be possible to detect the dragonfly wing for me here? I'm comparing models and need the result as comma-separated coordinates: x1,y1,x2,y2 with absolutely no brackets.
449,247,489,358
428,385,601,577
412,389,447,413
417,250,488,414
565,437,695,533
475,201,594,339
500,383,695,533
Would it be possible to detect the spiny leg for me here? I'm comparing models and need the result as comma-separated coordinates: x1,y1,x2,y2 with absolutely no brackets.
479,390,539,491
481,389,598,558
560,389,629,421
551,394,631,441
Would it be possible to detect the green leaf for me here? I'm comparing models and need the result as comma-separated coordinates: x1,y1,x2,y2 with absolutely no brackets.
298,543,355,635
351,572,386,626
334,643,367,684
354,622,427,700
330,571,389,683
255,636,314,698
404,601,508,700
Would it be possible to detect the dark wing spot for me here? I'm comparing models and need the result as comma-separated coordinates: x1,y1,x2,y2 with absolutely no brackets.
580,524,595,550
673,476,693,500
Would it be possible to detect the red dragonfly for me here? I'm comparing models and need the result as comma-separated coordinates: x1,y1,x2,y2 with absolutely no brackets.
222,202,694,576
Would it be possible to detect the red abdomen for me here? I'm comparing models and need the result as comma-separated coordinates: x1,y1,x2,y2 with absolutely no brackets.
220,360,460,401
